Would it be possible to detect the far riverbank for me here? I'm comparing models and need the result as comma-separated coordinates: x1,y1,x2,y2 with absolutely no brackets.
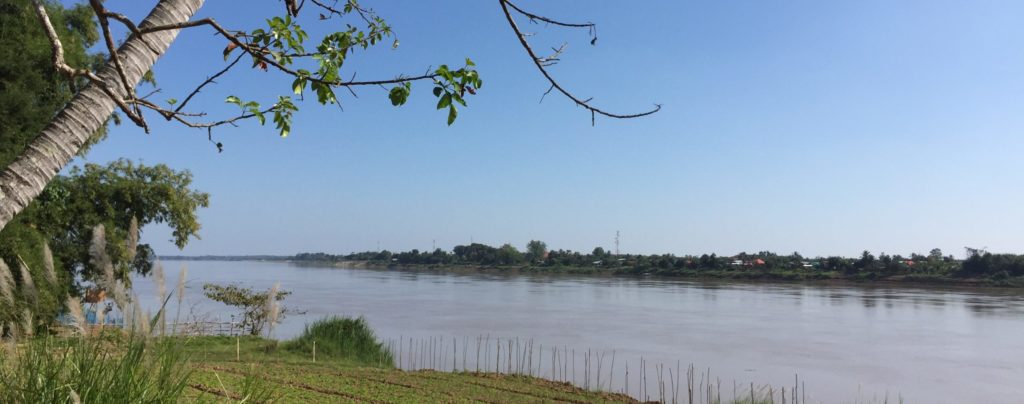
284,259,1024,289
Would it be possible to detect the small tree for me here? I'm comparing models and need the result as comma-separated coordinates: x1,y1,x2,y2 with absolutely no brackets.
202,283,289,336
526,240,547,262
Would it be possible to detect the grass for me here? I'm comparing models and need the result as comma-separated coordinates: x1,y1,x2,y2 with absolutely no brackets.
182,330,793,403
2,318,816,403
0,331,191,403
185,344,638,403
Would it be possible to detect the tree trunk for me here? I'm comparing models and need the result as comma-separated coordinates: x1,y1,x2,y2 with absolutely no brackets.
0,0,205,231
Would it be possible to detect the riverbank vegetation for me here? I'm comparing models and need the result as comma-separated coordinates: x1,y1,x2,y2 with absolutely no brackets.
2,325,790,403
294,243,1024,286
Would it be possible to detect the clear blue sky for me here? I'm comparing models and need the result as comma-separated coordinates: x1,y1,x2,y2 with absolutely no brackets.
73,0,1024,257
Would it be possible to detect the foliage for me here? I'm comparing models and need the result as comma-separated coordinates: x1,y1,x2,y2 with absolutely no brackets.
282,316,394,367
218,7,482,135
960,248,1024,278
0,1,207,330
203,283,291,336
295,242,1024,284
0,0,105,170
0,334,192,403
526,240,547,262
14,160,208,283
0,0,102,331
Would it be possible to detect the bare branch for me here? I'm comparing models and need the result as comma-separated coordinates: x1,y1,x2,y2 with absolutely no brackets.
131,98,276,129
174,53,245,115
538,43,567,67
497,0,660,123
100,10,163,54
504,0,595,30
310,0,374,25
90,0,146,128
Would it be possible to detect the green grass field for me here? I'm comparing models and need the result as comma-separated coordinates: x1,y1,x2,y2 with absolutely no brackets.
183,336,637,403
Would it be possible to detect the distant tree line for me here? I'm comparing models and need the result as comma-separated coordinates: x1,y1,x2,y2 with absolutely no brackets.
293,243,1024,282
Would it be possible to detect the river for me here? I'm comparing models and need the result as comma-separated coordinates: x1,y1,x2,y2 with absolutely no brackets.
131,260,1024,403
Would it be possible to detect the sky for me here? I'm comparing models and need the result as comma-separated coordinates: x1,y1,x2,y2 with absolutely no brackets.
68,0,1024,258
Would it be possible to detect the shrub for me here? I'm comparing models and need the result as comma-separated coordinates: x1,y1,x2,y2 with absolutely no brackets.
284,316,393,367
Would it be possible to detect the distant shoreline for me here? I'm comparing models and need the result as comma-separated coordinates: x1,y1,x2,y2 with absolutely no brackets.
159,256,1022,288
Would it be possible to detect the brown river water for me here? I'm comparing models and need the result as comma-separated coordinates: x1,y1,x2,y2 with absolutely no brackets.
132,260,1024,403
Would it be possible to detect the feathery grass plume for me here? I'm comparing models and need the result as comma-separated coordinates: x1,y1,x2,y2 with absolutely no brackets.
176,265,187,306
130,293,149,336
126,216,139,262
265,282,281,339
42,242,57,285
153,261,167,335
111,281,128,312
96,303,107,328
154,261,167,302
0,259,14,306
89,224,117,292
173,265,187,334
16,256,38,304
66,296,86,334
21,308,34,337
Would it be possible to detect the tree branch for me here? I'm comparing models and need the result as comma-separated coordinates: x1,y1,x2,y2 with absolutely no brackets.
504,0,595,30
497,0,660,124
139,18,432,88
173,52,245,115
100,9,164,54
30,0,149,131
309,0,374,25
90,0,147,129
132,98,276,129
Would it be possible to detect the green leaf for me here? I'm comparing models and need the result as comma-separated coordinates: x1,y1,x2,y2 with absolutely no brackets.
225,96,241,105
389,85,410,106
166,98,177,105
452,92,467,107
292,78,306,95
447,105,458,125
465,57,475,67
432,87,443,97
436,93,451,110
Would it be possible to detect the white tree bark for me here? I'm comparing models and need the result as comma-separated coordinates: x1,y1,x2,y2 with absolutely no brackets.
0,0,205,231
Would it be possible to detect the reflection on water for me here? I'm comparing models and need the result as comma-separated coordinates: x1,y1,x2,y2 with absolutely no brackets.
132,261,1024,404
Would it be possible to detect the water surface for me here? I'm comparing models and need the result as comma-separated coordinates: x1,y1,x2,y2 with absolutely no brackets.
132,260,1024,403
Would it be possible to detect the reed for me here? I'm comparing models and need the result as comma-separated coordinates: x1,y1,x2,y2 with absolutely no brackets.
173,265,187,334
16,255,38,304
0,259,14,306
265,282,281,339
152,261,167,335
21,308,33,338
0,333,192,403
126,216,139,262
41,242,57,286
66,297,86,334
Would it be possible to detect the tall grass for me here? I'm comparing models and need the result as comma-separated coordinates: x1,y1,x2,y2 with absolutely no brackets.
283,316,394,367
0,334,191,403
